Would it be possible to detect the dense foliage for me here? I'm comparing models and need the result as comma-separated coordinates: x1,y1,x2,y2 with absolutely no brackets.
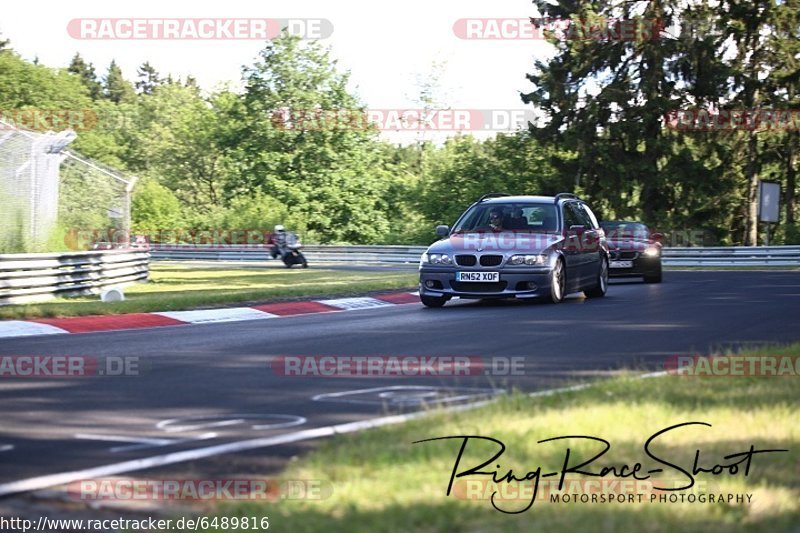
0,11,797,247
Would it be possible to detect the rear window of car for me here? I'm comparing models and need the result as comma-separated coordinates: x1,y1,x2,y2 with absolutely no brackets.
453,203,559,233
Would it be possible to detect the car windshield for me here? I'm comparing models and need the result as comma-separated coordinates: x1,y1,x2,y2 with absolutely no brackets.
601,222,649,239
452,202,559,233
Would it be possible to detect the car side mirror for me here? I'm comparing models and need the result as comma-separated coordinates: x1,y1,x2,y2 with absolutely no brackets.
651,232,664,242
435,225,450,237
568,224,586,235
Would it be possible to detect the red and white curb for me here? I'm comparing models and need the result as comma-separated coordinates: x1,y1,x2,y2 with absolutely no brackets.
0,292,421,340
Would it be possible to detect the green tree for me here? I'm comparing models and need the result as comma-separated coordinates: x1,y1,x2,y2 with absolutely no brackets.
234,33,396,243
104,60,135,104
189,192,295,237
718,0,773,244
522,1,759,243
524,2,685,223
133,84,240,211
0,50,92,124
68,53,102,99
131,178,183,233
135,61,162,95
73,98,141,168
524,0,800,245
417,133,564,229
763,0,800,231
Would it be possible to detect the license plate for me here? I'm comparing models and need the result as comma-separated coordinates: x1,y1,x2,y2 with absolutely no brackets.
610,260,634,269
456,271,499,282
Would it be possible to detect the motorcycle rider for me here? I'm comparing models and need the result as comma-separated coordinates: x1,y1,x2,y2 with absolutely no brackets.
270,225,286,259
270,224,308,267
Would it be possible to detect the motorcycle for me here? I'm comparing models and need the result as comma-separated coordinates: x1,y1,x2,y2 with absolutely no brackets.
270,230,308,268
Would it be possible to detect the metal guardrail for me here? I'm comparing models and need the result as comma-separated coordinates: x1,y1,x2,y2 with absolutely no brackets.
149,244,800,267
150,244,424,264
662,246,800,267
0,250,150,305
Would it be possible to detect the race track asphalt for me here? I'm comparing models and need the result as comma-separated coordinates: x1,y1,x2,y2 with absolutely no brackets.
0,270,798,495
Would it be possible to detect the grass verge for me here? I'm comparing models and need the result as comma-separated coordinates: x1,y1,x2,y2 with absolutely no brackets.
212,344,800,532
0,264,418,319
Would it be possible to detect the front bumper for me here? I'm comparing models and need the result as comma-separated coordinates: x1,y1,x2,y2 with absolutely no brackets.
608,255,661,277
419,266,552,299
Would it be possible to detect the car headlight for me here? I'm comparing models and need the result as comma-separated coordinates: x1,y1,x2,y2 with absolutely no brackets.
644,247,660,257
424,253,452,265
509,254,546,265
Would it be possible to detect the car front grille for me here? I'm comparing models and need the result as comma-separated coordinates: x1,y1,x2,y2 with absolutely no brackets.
479,255,503,267
455,254,477,266
450,281,508,293
610,251,639,260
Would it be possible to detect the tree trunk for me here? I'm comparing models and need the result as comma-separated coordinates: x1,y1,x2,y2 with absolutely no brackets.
786,132,797,225
641,1,665,225
745,131,759,246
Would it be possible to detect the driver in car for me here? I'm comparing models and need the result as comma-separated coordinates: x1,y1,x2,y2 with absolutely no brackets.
487,208,505,232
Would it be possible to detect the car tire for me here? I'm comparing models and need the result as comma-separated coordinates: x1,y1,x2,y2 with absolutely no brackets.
585,256,608,298
545,258,566,303
644,265,662,283
420,294,448,308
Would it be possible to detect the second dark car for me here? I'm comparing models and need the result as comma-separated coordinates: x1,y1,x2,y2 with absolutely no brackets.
599,221,662,283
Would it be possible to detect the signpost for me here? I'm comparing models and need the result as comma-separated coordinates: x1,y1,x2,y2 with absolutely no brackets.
758,180,781,246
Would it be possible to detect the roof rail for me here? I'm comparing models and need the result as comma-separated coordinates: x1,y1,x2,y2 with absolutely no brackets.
554,192,579,203
476,193,511,203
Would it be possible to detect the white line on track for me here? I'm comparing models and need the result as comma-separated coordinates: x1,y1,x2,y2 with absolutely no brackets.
74,432,219,453
0,445,14,453
0,401,492,497
156,414,307,433
158,419,246,433
110,433,218,453
75,434,174,446
311,385,502,406
0,372,669,498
